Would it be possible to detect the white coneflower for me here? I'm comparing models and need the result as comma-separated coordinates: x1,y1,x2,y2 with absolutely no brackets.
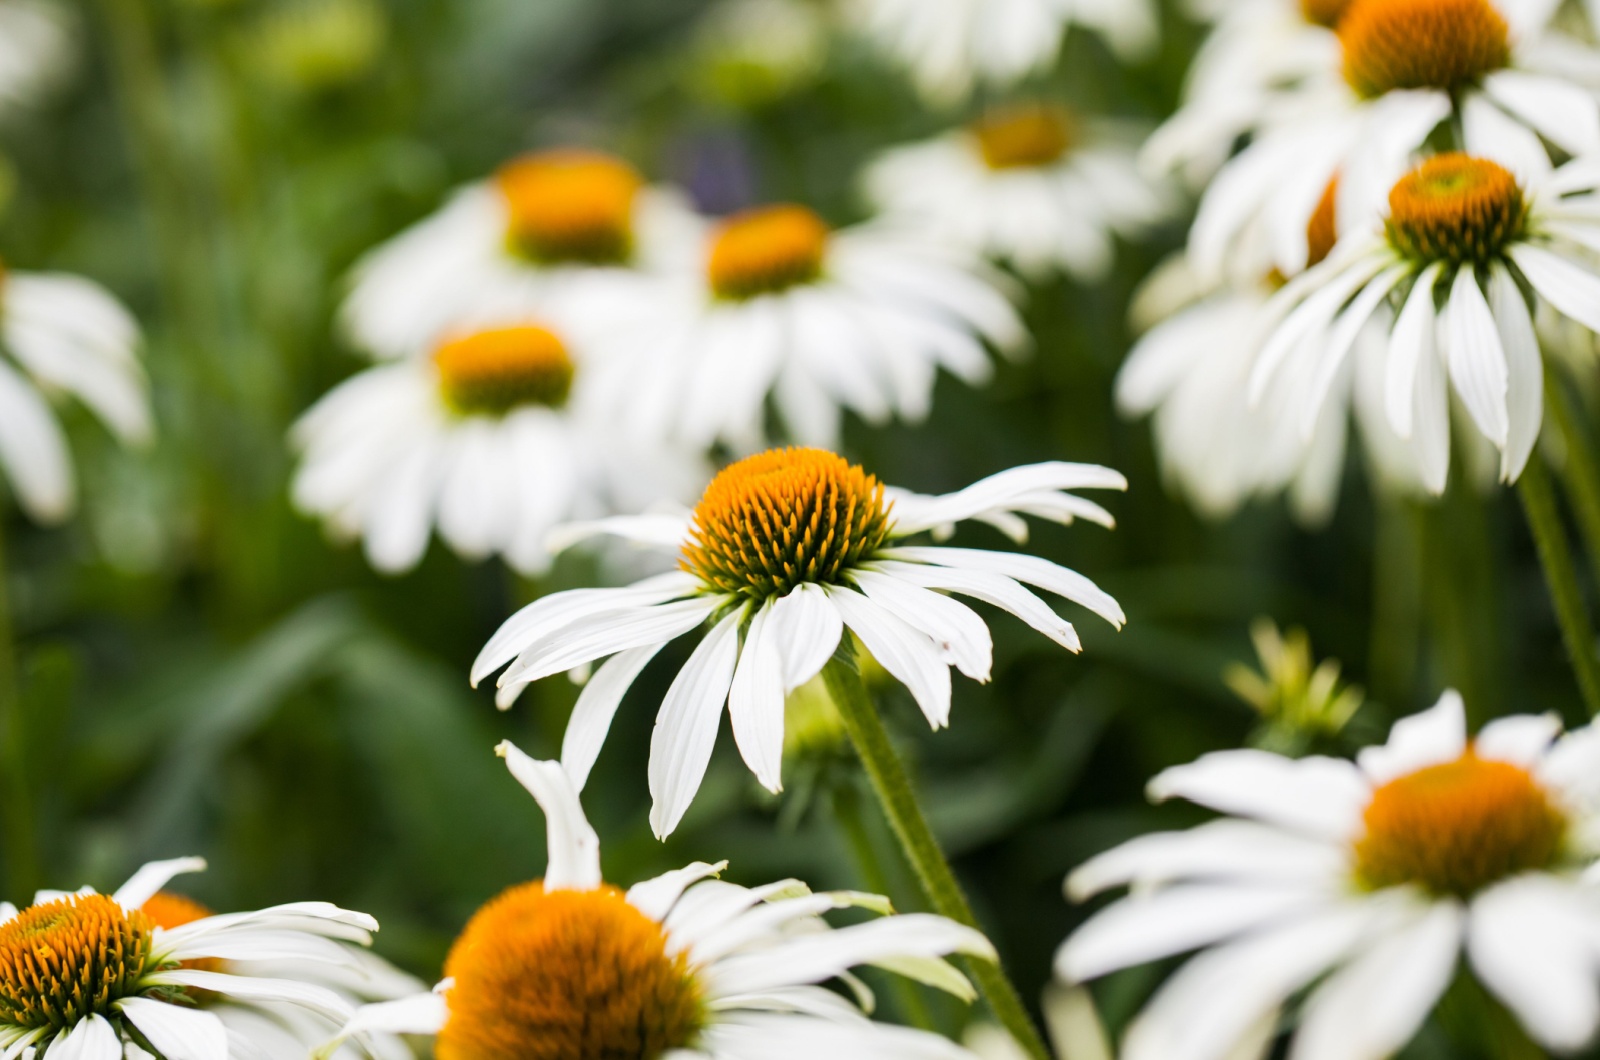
1059,690,1600,1060
843,0,1158,104
584,204,1024,450
1251,152,1600,491
0,264,149,524
322,746,995,1060
0,857,387,1060
472,446,1125,837
340,149,698,358
865,102,1170,282
291,316,705,575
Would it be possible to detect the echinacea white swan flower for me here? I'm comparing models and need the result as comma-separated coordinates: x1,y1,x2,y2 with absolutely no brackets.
844,0,1158,104
1189,0,1600,282
865,103,1170,282
1250,152,1600,492
322,745,996,1060
584,204,1025,450
340,149,698,358
472,447,1126,837
291,317,705,575
0,857,388,1060
1057,689,1600,1060
0,265,149,524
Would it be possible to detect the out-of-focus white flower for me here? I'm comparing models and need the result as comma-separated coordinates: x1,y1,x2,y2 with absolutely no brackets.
0,0,71,112
865,103,1171,282
0,266,149,524
1189,0,1600,282
291,316,706,575
0,857,389,1060
1059,690,1600,1060
340,149,699,358
322,747,995,1060
1252,152,1600,492
690,0,827,107
585,203,1024,450
471,447,1125,837
844,0,1158,104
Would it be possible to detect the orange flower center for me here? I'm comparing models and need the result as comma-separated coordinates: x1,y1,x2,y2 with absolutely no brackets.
971,103,1075,170
437,882,702,1060
0,895,154,1029
434,326,575,417
1301,0,1355,26
496,151,642,266
1340,0,1510,98
682,447,893,600
1354,752,1566,897
1306,178,1340,269
1385,153,1525,266
140,892,222,976
706,205,828,301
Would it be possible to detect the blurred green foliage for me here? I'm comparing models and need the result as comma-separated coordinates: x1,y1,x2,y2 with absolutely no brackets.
1,0,1595,1051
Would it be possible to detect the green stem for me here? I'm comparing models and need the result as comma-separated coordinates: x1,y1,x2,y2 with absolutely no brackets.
0,518,38,896
1518,456,1600,717
1369,493,1422,710
822,654,1050,1060
1546,377,1600,589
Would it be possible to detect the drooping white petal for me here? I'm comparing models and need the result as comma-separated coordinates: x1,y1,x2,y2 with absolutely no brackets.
313,992,449,1060
880,546,1124,628
767,584,845,691
1149,751,1370,841
494,742,600,892
497,596,720,692
561,644,665,790
728,599,786,795
115,1000,229,1060
648,607,745,839
825,586,952,728
872,561,1081,652
625,861,728,922
41,1015,120,1060
140,970,353,1024
850,569,993,681
1489,264,1542,482
1067,819,1348,900
1512,243,1600,336
1358,690,1467,784
0,358,73,523
1469,875,1600,1051
1443,267,1509,447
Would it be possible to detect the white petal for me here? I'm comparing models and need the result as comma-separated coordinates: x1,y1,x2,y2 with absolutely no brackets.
1443,267,1509,446
1469,875,1600,1050
873,561,1081,652
850,569,993,681
1067,819,1347,900
561,644,664,790
1476,713,1562,766
1358,690,1468,784
767,584,844,691
1512,243,1600,336
880,546,1124,628
825,586,952,729
0,359,73,522
115,1000,228,1060
1483,71,1600,158
728,599,786,794
111,857,208,911
313,993,449,1060
1149,751,1370,841
1489,264,1542,482
648,607,744,839
625,861,728,922
497,596,719,691
42,1017,119,1060
494,742,600,891
141,970,352,1024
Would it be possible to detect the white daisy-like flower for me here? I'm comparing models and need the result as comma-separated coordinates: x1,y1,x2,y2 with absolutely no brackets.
1057,689,1600,1060
340,149,699,357
471,446,1126,837
0,856,390,1060
1188,0,1600,282
0,0,70,112
1250,151,1600,493
844,0,1158,104
323,744,996,1060
291,316,706,575
0,265,150,524
1142,0,1346,189
585,204,1025,450
864,102,1170,282
133,879,425,1060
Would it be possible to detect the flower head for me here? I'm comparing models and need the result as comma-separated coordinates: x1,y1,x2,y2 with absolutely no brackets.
324,746,994,1060
1339,0,1511,98
472,449,1126,836
1057,690,1600,1059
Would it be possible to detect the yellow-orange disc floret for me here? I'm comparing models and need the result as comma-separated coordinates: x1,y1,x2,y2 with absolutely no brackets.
1385,153,1526,267
1354,753,1567,897
971,103,1076,170
434,325,575,417
437,882,703,1060
1301,0,1355,27
141,892,222,975
497,151,643,266
682,448,893,601
707,205,828,301
1340,0,1510,99
0,895,154,1029
1306,177,1341,269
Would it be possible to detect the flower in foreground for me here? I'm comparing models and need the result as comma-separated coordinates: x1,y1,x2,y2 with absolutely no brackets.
322,744,996,1060
1057,690,1600,1059
843,0,1157,104
0,856,387,1060
1251,152,1600,491
472,447,1126,837
0,263,149,523
291,316,704,574
584,203,1024,450
865,102,1170,282
339,148,697,357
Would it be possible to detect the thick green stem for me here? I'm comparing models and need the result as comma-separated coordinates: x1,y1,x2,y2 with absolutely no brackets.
822,655,1050,1060
1518,456,1600,717
0,519,38,895
1546,378,1600,589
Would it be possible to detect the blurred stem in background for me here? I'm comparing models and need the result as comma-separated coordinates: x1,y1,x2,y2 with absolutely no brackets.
1368,494,1422,711
0,519,38,897
1547,375,1600,592
821,652,1052,1060
1517,455,1600,717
